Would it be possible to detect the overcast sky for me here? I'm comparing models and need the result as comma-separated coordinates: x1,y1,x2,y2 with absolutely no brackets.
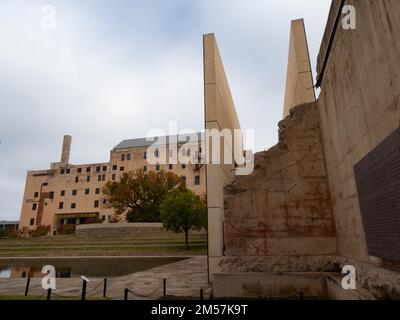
0,0,331,221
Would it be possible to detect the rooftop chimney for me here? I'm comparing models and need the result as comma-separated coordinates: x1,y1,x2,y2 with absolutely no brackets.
61,135,72,164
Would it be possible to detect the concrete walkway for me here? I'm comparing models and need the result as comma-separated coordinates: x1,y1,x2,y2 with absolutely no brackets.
0,256,210,300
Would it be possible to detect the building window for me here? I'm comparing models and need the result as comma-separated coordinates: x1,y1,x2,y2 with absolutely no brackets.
86,167,91,173
127,154,131,161
60,169,65,174
94,200,99,208
32,203,37,211
49,191,54,199
102,175,106,181
85,188,90,195
102,215,106,221
144,166,147,172
77,168,82,173
144,152,147,159
112,165,117,171
182,164,186,169
34,192,39,198
72,190,77,196
59,202,64,209
66,168,71,174
95,188,100,195
120,167,124,172
121,154,125,161
102,166,107,171
112,174,116,181
181,176,186,185
156,165,160,171
195,176,201,185
169,164,173,170
75,176,79,183
30,218,35,226
98,175,102,182
87,176,90,182
71,203,76,209
96,166,101,172
61,190,65,196
154,149,159,158
187,149,191,156
103,198,107,205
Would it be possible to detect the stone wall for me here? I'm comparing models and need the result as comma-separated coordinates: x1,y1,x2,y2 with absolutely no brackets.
224,102,337,256
76,223,206,238
316,0,400,262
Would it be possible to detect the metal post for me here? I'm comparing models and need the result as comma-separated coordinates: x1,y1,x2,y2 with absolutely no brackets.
200,289,204,301
124,288,129,301
25,278,31,296
163,278,166,297
46,288,52,300
103,278,107,298
81,279,87,301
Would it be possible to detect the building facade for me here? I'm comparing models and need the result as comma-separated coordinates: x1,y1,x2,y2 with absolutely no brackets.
19,134,206,233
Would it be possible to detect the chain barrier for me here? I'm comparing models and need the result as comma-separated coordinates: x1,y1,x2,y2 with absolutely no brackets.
51,279,104,299
127,281,163,298
35,291,47,300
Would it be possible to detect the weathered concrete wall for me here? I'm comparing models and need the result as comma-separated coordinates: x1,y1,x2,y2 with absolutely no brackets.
224,102,337,256
283,19,315,118
316,0,400,262
203,33,242,279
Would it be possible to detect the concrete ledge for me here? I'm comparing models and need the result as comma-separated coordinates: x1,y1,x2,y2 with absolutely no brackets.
75,223,206,238
213,272,324,298
213,272,376,300
77,223,163,230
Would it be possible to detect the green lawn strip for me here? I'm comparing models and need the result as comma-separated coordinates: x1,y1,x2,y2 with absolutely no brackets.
0,247,207,257
0,238,207,246
0,244,207,252
0,295,109,300
1,240,207,247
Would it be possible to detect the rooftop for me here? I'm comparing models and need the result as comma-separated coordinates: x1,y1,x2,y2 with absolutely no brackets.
113,133,203,150
0,221,19,225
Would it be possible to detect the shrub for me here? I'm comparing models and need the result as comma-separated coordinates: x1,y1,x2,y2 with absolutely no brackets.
0,228,19,238
109,215,121,223
31,225,51,238
57,224,76,235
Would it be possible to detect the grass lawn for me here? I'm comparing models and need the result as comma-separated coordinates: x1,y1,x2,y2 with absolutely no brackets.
0,295,109,300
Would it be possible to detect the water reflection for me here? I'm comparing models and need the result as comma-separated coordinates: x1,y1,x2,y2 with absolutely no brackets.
0,257,186,278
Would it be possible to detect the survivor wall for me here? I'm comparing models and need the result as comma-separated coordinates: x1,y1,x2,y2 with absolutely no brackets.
224,102,337,256
316,0,400,264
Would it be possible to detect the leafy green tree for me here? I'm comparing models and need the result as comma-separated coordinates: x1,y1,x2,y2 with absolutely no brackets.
160,190,207,249
102,169,184,222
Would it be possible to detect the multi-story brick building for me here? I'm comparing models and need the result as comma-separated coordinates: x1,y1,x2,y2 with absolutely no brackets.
19,134,205,233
